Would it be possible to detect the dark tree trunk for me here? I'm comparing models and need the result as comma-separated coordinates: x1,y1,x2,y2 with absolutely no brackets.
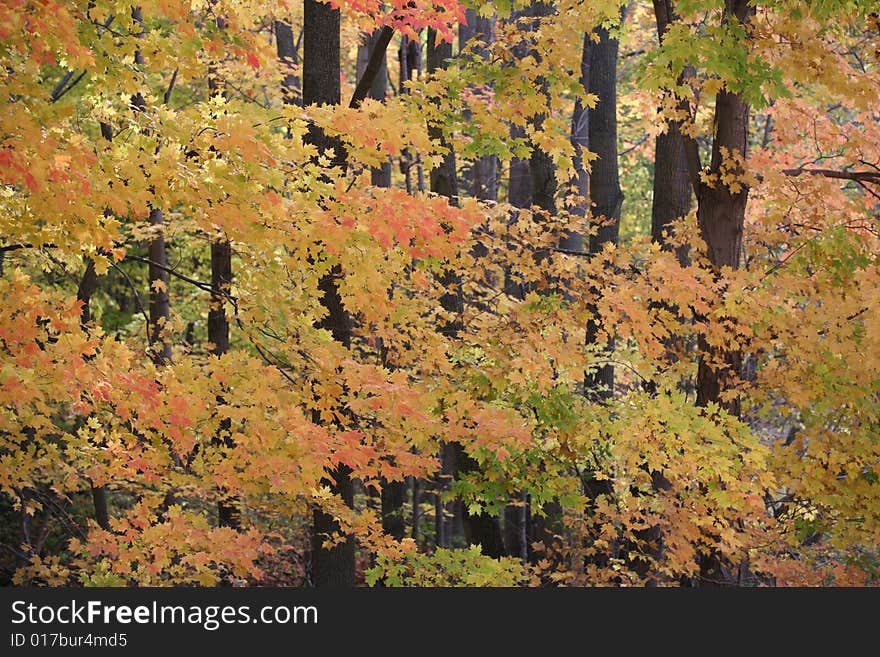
381,478,407,541
508,150,532,209
433,443,455,549
529,146,556,214
460,11,498,201
77,258,111,532
427,30,458,200
203,12,239,531
428,28,505,554
275,18,300,106
410,476,421,544
362,29,401,533
462,504,506,557
209,240,240,529
148,208,172,365
504,2,561,563
651,0,692,262
304,0,356,587
503,491,529,563
371,27,404,533
454,12,507,556
399,35,421,194
311,466,356,586
676,0,754,586
132,8,172,368
427,30,472,550
692,1,754,417
456,444,505,556
565,36,591,256
693,88,749,418
505,126,532,300
208,245,232,359
77,118,122,530
584,19,623,401
526,2,557,216
504,2,539,298
651,124,692,257
357,31,393,186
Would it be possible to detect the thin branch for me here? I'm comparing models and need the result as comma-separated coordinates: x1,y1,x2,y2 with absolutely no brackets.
50,71,74,101
815,306,870,337
294,29,303,63
549,245,589,257
49,14,115,104
225,80,271,109
108,261,151,342
761,241,808,280
856,179,880,203
125,254,237,308
594,359,651,385
30,489,88,542
0,543,30,560
163,68,179,105
619,134,650,157
233,317,299,386
41,251,81,287
50,70,86,103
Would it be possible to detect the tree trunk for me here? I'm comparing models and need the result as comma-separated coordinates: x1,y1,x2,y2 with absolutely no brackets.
530,146,556,214
693,1,754,417
427,30,458,200
426,29,474,550
131,8,173,368
304,0,356,586
148,208,172,365
399,35,421,194
356,30,403,539
651,0,692,262
585,19,623,401
76,258,111,531
527,2,557,216
410,476,421,545
460,11,498,201
356,29,404,540
565,35,591,256
202,12,239,531
381,478,407,541
275,18,300,106
357,30,393,187
682,0,754,586
509,2,566,565
650,118,692,255
503,491,528,563
209,240,240,529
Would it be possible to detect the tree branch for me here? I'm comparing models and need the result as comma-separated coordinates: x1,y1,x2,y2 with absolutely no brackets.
49,15,115,104
233,317,299,386
49,70,86,103
124,254,238,313
349,26,394,109
0,243,36,254
781,167,880,184
163,68,179,105
108,261,151,341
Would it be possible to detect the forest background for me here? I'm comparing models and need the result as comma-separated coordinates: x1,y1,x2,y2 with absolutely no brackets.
1,0,878,587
